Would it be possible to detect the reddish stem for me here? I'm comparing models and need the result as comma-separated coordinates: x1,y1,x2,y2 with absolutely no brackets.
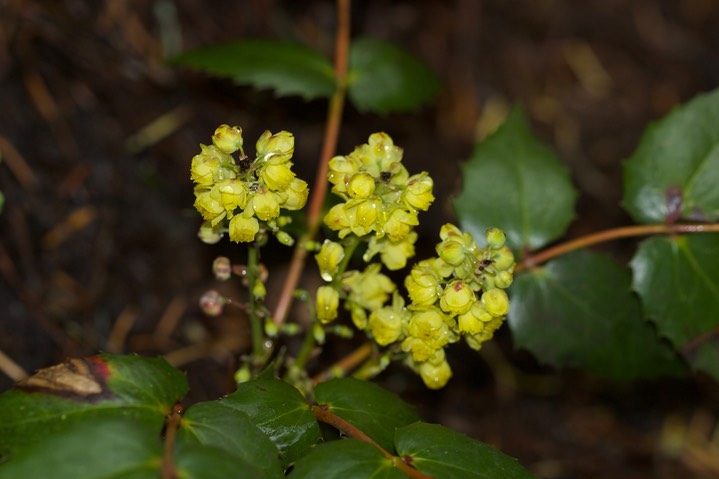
161,402,184,479
272,0,351,326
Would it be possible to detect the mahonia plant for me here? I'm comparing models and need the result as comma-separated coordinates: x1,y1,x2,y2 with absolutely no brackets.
192,127,516,390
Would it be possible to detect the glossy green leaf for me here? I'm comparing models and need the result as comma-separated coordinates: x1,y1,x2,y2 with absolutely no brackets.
0,417,162,479
174,442,268,479
630,234,719,380
314,378,420,453
509,250,684,379
178,401,283,479
395,422,537,479
623,88,719,223
287,439,404,479
219,378,321,467
454,108,578,252
347,37,441,114
0,354,186,454
172,39,336,100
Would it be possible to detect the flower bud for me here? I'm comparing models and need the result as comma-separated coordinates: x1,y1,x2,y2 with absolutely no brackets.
212,124,243,154
383,208,418,242
456,302,492,334
417,357,452,389
481,288,509,317
492,246,515,271
193,189,226,225
212,256,232,281
264,318,278,337
403,172,435,211
252,279,266,300
272,230,292,246
261,163,296,191
439,280,475,315
228,215,259,243
368,306,405,346
485,227,506,249
315,240,345,282
234,365,251,384
313,322,326,344
347,172,376,199
436,239,466,266
251,188,281,220
494,270,513,289
197,221,224,244
282,178,309,210
316,285,340,324
256,130,294,163
217,179,248,213
200,290,225,317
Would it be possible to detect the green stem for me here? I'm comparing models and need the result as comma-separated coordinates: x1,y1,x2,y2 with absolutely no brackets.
247,244,264,359
271,0,351,327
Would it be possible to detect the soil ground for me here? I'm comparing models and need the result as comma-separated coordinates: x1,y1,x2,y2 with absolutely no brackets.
1,1,719,478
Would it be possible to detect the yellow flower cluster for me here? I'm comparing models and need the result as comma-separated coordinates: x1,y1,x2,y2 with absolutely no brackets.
190,125,309,244
324,133,434,271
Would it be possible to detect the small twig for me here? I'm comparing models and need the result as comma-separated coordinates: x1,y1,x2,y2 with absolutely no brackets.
0,348,28,382
518,223,719,272
312,342,373,386
311,404,433,479
161,402,184,479
0,134,39,191
272,0,352,327
107,306,139,353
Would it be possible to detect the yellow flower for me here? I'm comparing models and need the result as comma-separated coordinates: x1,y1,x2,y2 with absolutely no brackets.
217,179,248,213
465,316,504,350
401,307,450,362
283,178,309,210
343,263,396,311
315,240,345,282
368,293,409,346
345,197,381,237
197,220,224,244
485,227,506,249
316,285,340,324
190,151,220,186
481,288,509,317
382,208,418,242
228,215,259,243
328,155,360,196
456,302,493,335
324,203,352,238
416,352,452,389
403,172,434,211
439,280,475,315
404,260,441,306
261,163,295,191
363,232,417,271
212,124,243,154
347,172,376,199
250,188,281,220
193,188,226,225
256,130,294,163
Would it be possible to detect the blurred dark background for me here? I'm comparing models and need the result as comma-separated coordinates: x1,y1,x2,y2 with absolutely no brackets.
1,1,719,477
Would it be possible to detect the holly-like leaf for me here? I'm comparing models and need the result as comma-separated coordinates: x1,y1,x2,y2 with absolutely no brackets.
395,422,537,479
623,87,719,223
0,354,187,454
630,234,719,380
287,439,405,479
314,378,420,453
178,401,284,479
509,250,685,379
454,108,577,253
174,442,269,479
347,38,441,114
172,39,336,100
219,378,321,468
0,417,162,479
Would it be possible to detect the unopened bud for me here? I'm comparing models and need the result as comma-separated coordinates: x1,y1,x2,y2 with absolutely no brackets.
252,279,266,300
234,365,251,384
212,124,244,155
485,227,506,249
276,230,294,246
200,290,225,317
264,319,278,337
212,256,232,281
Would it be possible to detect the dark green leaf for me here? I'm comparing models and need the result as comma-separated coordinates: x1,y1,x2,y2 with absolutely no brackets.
630,234,719,380
509,250,684,379
314,378,420,453
178,401,283,478
0,417,162,479
623,87,719,223
347,37,441,114
219,378,320,468
454,108,577,252
172,39,336,100
395,422,537,479
288,439,404,479
0,354,186,454
174,442,268,479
